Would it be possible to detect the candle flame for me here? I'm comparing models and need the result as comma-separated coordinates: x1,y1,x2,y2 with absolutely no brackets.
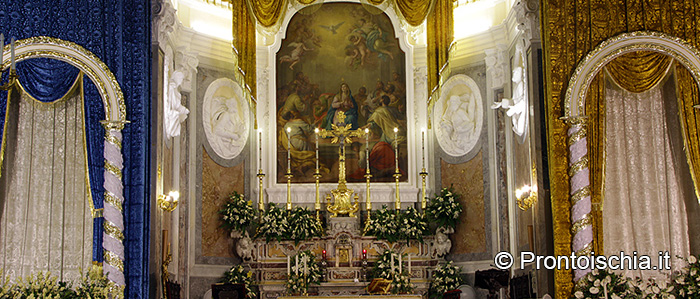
286,127,291,133
393,127,398,133
314,128,319,133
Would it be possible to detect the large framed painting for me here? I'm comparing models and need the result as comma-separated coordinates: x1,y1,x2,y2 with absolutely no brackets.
275,2,407,184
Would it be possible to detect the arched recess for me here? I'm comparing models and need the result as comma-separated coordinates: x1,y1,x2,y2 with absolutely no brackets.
562,31,700,282
1,36,128,294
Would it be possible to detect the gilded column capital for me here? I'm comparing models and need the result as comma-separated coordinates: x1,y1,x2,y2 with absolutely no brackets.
560,115,589,127
100,120,128,132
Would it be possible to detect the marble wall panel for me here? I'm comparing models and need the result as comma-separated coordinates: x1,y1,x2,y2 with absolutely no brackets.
201,148,245,257
441,151,486,254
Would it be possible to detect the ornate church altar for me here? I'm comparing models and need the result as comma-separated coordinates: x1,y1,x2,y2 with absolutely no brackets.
243,108,448,298
248,214,443,298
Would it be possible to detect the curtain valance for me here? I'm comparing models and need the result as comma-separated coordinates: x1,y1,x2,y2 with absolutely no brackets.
605,51,672,93
16,58,81,102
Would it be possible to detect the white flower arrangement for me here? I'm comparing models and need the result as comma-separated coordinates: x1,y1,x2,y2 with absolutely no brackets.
222,264,257,299
371,249,414,294
426,188,463,231
399,207,427,242
220,192,256,235
0,268,119,299
429,261,464,299
364,205,427,243
255,203,289,242
573,256,700,299
285,250,322,295
287,207,323,244
364,205,400,242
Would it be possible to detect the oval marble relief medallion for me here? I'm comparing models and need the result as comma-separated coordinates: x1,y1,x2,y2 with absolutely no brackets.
434,74,484,158
202,78,249,160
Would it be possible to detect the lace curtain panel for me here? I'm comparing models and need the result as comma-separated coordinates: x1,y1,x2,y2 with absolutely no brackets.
0,84,93,283
602,83,690,280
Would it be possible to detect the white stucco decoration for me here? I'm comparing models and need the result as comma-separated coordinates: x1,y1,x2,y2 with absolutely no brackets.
434,74,483,157
203,78,249,160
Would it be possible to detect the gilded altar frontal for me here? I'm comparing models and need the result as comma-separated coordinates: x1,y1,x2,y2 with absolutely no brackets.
275,2,407,184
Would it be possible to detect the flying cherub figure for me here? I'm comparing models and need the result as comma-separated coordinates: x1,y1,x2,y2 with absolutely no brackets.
279,42,314,70
319,21,345,34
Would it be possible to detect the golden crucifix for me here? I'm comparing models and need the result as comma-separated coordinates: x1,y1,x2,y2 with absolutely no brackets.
318,111,366,217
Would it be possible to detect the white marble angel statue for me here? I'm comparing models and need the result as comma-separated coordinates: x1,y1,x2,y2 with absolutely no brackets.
492,66,528,138
164,70,190,139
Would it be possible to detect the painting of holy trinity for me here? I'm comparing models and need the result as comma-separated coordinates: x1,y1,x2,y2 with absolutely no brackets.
276,2,407,184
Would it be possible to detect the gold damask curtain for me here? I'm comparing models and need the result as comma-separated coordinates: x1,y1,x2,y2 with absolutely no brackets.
584,74,605,255
675,65,700,201
427,0,453,93
234,0,256,96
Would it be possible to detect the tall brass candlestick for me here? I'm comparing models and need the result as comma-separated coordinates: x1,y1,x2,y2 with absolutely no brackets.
393,127,401,211
258,170,266,214
364,128,372,230
258,129,265,213
286,127,293,210
314,128,321,221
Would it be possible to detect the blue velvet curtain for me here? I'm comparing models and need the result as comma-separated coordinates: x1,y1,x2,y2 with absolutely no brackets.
0,1,151,297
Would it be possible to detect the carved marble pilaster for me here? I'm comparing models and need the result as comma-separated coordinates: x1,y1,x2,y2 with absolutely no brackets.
484,45,508,90
413,66,428,123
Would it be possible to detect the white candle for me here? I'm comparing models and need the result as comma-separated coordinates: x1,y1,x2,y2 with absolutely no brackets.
286,127,292,173
408,254,411,274
314,128,319,172
399,254,402,273
10,37,15,71
604,283,608,299
287,256,291,276
421,128,426,170
393,127,399,173
304,259,308,275
295,255,299,275
258,129,262,171
365,128,370,172
391,253,395,273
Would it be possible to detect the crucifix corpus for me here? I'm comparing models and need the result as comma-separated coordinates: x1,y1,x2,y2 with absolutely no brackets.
318,111,367,217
